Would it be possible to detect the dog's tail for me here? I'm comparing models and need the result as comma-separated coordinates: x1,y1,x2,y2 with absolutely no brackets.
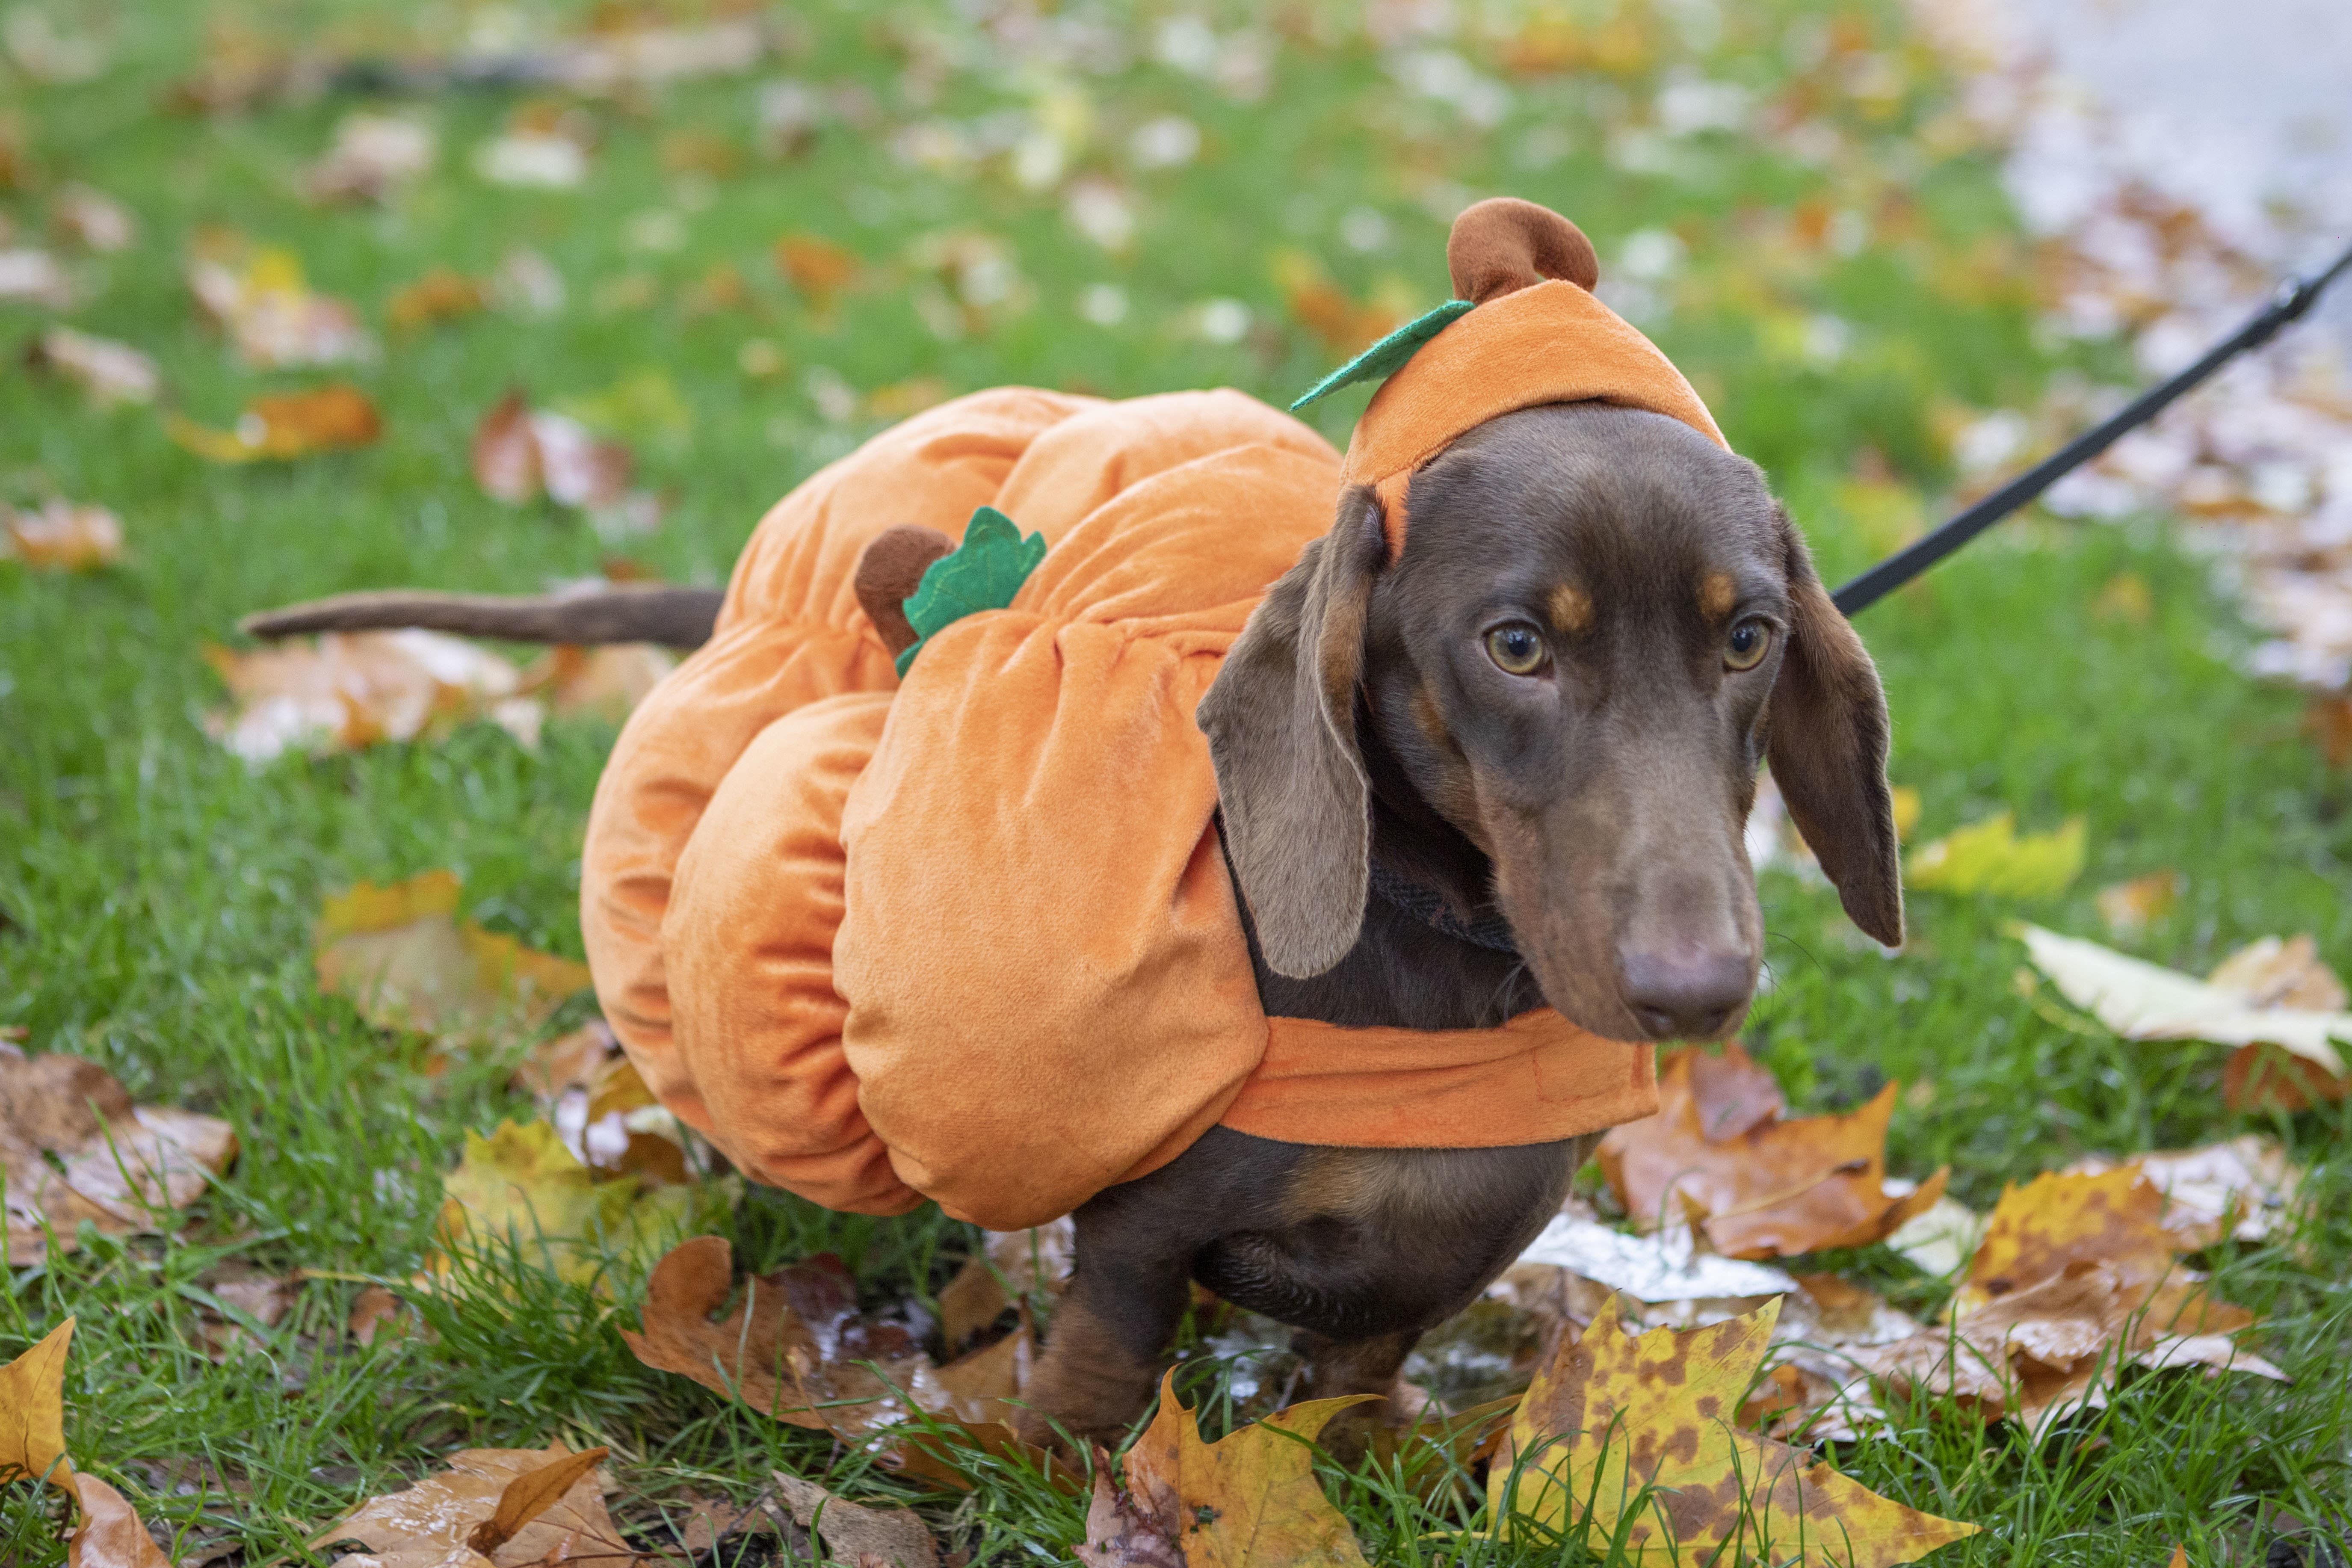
238,586,725,649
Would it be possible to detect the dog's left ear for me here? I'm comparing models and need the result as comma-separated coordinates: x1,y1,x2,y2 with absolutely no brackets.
1197,486,1387,978
1764,509,1905,947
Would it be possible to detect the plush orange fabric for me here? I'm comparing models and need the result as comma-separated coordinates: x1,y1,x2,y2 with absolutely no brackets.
581,203,1721,1228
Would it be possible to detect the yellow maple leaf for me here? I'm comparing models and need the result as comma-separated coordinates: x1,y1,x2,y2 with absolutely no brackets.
1906,811,2086,899
1490,1297,1976,1566
313,872,592,1043
1118,1373,1373,1568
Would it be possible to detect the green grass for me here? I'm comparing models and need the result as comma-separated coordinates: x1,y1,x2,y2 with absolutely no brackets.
4,0,2350,1563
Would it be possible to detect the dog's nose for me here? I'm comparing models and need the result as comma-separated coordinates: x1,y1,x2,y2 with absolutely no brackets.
1617,948,1753,1041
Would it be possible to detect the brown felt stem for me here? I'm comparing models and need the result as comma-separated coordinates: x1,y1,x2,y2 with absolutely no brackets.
1445,197,1600,304
855,525,956,657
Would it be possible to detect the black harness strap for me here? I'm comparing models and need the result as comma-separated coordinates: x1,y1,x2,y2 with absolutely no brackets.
1365,861,1522,957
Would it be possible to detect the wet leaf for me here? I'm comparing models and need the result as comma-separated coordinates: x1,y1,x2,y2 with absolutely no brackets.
1118,1374,1373,1568
309,1442,633,1567
1906,811,2086,898
771,1471,939,1568
312,870,591,1041
1598,1044,1948,1259
206,632,537,762
29,327,159,405
66,1474,173,1568
935,1220,1074,1350
1491,1297,1977,1565
0,1319,74,1489
2,1051,236,1265
5,500,125,570
167,384,382,463
620,1237,943,1438
2019,926,2352,1075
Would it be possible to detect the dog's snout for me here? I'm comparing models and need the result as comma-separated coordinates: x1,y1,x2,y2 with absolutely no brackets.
1617,947,1753,1041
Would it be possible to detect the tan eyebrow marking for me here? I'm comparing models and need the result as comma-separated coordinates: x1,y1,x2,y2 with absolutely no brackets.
1698,572,1736,620
1547,582,1592,634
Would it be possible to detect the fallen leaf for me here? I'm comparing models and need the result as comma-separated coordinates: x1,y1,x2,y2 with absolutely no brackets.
1890,784,1922,842
2221,1043,2350,1112
2062,1136,2302,1245
0,1319,74,1489
474,131,589,189
431,1119,715,1290
2208,935,2347,1009
3,1053,237,1264
1492,1297,1977,1565
313,871,591,1041
466,1446,609,1557
516,643,674,724
1272,249,1402,355
1118,1373,1373,1568
348,1285,405,1346
0,247,73,308
935,1220,1074,1350
206,633,537,763
28,327,159,406
190,1269,301,1360
620,1237,940,1438
5,500,125,570
185,243,373,368
470,391,632,509
2097,870,2183,938
1598,1044,1948,1259
1515,1211,1800,1306
1906,811,2086,898
775,234,860,308
310,1442,633,1567
167,384,382,463
387,267,485,332
1884,1192,1988,1277
306,113,435,204
771,1472,939,1568
1076,1460,1182,1568
67,1474,173,1568
1863,1169,2283,1430
674,1492,782,1555
2019,926,2352,1075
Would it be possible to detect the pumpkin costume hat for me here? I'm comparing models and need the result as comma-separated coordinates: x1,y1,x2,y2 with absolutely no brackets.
579,199,1725,1230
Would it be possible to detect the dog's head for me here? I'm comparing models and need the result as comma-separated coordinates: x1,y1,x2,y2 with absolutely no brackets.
1198,400,1900,1044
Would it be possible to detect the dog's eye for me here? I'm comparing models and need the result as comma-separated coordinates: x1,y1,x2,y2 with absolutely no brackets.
1724,617,1772,672
1484,622,1548,675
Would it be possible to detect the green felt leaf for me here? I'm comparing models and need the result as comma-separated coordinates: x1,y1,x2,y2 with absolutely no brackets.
895,505,1048,676
1288,298,1475,411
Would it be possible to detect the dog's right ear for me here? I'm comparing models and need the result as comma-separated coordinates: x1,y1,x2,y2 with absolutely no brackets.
1197,486,1386,978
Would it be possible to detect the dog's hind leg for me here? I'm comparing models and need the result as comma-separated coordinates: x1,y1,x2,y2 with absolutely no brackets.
1015,1243,1191,1453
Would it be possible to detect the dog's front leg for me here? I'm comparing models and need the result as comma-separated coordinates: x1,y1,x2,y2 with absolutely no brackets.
1014,1210,1193,1453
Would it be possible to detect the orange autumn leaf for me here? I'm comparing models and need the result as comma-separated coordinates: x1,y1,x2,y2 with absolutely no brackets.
1957,1167,2176,1313
1272,250,1402,356
1598,1043,1948,1258
5,500,125,570
205,630,538,762
1491,1297,1976,1566
387,266,485,331
66,1475,174,1568
0,1319,74,1490
167,384,381,462
775,233,859,306
1105,1373,1373,1568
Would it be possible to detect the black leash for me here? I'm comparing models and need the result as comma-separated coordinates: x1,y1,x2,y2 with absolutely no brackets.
1831,234,2352,617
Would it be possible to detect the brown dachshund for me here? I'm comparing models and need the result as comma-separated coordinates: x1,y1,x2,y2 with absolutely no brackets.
243,397,1899,1451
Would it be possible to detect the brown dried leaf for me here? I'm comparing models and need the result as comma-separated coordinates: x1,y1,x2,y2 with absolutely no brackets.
306,113,435,204
388,267,486,332
3,1052,237,1265
517,643,675,722
775,234,860,306
470,393,633,509
66,1474,173,1568
348,1285,405,1346
466,1446,609,1556
1075,1458,1182,1568
1599,1044,1946,1258
620,1237,929,1439
5,500,125,570
51,185,137,253
183,244,372,367
771,1471,939,1568
2061,1136,2302,1245
2222,1042,2350,1112
935,1221,1074,1350
310,1442,633,1567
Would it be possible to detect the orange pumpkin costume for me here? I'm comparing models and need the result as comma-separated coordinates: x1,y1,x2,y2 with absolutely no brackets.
580,201,1727,1230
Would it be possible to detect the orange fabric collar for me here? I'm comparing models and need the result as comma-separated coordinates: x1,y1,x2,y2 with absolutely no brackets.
1337,280,1727,559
